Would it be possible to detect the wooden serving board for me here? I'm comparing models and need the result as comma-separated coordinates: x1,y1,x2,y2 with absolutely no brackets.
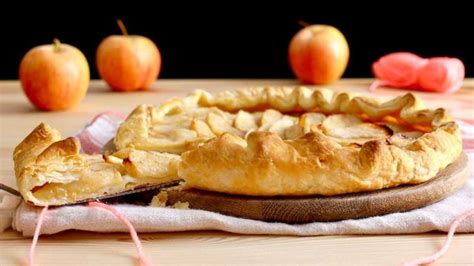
161,153,470,224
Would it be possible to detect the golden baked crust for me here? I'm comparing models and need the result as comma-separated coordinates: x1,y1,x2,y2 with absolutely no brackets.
180,124,460,196
13,123,180,206
112,86,462,196
15,87,463,202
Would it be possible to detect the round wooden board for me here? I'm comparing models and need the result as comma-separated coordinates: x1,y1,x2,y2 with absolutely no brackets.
165,153,470,224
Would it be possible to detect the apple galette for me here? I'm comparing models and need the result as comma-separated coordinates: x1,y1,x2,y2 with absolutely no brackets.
14,87,462,205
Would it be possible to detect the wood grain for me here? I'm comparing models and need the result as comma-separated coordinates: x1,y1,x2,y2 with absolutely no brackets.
1,80,473,265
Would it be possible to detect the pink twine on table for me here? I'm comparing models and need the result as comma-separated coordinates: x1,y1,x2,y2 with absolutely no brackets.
28,203,152,266
401,207,474,266
368,80,391,92
27,206,474,266
88,202,152,266
28,206,48,266
370,52,465,93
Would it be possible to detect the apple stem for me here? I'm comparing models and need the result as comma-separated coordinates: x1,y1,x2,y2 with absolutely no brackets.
298,20,311,28
53,38,61,52
117,19,128,36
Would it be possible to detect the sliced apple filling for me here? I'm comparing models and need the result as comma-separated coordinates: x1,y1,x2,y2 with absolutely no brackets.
115,102,426,155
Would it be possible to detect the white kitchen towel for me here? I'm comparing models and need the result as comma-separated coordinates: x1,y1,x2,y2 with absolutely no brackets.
0,195,21,232
8,113,474,236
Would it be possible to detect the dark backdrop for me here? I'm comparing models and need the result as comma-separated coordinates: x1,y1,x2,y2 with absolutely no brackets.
1,3,472,79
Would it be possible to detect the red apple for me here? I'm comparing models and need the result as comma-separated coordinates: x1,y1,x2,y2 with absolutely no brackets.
19,39,90,111
289,23,349,84
96,20,161,92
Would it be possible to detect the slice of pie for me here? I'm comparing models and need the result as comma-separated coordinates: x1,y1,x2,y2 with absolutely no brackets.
13,123,179,206
13,87,462,205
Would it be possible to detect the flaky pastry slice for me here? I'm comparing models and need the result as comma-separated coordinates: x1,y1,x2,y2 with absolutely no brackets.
13,123,180,206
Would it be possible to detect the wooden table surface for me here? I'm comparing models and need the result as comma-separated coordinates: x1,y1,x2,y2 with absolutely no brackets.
1,79,473,265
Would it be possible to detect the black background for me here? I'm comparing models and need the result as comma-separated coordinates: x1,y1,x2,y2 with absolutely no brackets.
1,3,472,79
